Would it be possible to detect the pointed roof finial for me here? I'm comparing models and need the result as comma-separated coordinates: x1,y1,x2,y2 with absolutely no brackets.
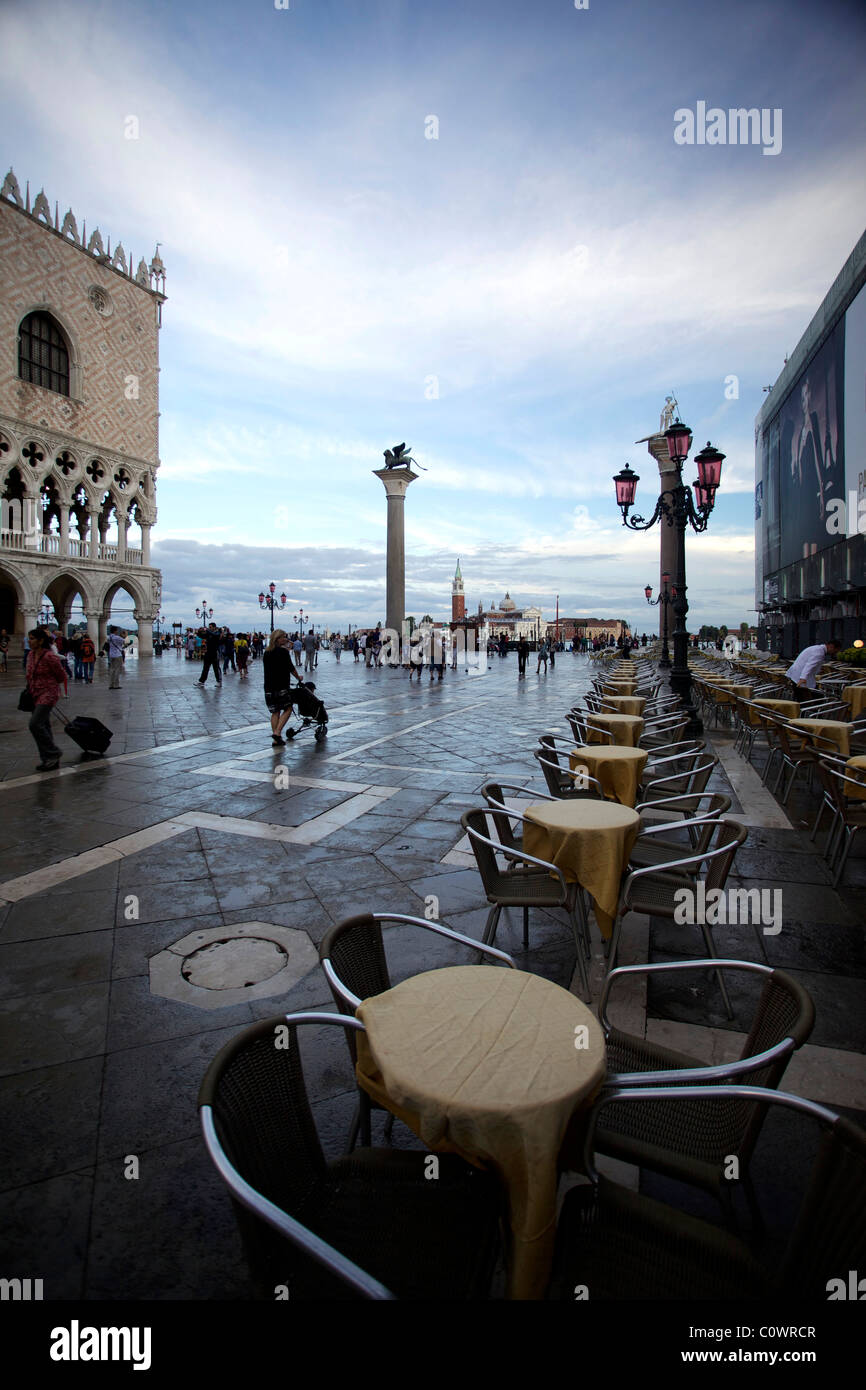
455,557,462,580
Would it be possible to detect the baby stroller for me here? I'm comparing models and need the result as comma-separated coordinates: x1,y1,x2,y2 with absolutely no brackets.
284,680,329,742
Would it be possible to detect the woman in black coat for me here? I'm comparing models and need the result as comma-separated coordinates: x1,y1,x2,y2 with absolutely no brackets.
263,629,302,744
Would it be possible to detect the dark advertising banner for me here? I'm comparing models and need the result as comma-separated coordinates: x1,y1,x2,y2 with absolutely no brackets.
777,320,845,567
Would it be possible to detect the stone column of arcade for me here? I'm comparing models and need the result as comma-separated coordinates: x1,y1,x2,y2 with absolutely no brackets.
374,461,419,661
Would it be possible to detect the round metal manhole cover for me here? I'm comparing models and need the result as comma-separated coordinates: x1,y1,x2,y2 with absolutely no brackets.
181,937,289,989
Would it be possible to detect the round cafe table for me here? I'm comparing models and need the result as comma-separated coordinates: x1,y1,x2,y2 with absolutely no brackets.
569,744,648,807
586,712,645,747
522,797,640,938
354,966,606,1301
602,695,646,716
789,718,854,757
844,686,866,718
845,755,866,800
752,698,801,720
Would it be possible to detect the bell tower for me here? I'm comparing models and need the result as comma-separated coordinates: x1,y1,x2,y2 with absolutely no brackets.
451,558,465,622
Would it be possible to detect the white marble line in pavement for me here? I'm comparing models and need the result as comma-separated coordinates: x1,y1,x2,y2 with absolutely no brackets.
324,700,491,762
0,779,402,904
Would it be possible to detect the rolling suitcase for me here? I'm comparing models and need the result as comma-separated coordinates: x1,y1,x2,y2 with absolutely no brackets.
54,706,113,757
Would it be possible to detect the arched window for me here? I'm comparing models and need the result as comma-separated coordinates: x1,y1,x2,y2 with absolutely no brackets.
18,312,70,396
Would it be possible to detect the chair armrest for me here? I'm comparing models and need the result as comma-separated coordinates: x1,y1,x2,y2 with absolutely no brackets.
598,957,771,1031
201,1107,394,1300
607,1037,794,1086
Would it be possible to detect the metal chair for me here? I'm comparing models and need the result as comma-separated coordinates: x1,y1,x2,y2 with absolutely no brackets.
460,807,591,997
606,819,749,1015
318,913,515,1146
534,736,604,800
549,1086,866,1300
639,754,717,804
199,1012,503,1300
593,960,815,1224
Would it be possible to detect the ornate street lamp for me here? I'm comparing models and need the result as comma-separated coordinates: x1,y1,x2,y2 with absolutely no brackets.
195,600,213,626
645,574,676,669
613,420,725,729
258,582,287,632
293,607,308,637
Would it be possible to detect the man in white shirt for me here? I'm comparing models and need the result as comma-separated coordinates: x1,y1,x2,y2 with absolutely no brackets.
785,639,841,699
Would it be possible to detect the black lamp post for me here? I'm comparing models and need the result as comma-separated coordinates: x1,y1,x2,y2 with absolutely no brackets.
293,607,308,638
258,583,287,632
614,420,725,731
195,601,213,627
644,574,675,669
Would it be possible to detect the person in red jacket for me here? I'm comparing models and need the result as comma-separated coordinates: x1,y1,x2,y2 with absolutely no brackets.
25,627,67,770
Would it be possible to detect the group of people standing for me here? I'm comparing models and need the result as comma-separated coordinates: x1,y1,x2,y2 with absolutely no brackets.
196,624,254,685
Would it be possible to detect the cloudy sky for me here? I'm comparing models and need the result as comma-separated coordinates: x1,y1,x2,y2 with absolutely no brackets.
3,0,865,633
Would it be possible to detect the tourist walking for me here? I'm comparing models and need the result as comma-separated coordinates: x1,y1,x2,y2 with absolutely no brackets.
198,623,222,686
235,633,250,679
303,630,316,672
263,629,303,744
536,638,550,673
221,628,236,674
70,631,84,681
332,634,342,661
0,628,9,672
104,627,126,688
80,632,96,683
517,637,528,678
23,627,67,771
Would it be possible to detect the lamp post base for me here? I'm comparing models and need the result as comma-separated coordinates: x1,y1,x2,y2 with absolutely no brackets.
669,669,703,735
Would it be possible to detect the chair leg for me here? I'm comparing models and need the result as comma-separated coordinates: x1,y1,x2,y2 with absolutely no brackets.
358,1090,372,1148
832,826,856,888
809,799,827,843
482,903,501,946
699,923,734,1019
568,905,590,1000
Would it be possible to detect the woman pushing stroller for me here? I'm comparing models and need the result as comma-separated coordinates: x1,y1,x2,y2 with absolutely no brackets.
263,629,304,744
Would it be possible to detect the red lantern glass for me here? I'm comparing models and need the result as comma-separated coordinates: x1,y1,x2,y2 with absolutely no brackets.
269,582,276,594
280,593,287,605
695,442,725,489
258,592,265,603
614,464,639,511
693,480,712,511
662,571,670,586
645,585,652,600
664,418,692,463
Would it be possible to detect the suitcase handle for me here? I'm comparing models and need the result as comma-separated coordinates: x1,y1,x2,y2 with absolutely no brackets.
52,706,71,726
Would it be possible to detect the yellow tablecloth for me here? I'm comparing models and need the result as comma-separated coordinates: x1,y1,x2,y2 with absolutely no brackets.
603,684,637,697
355,966,605,1301
601,695,646,716
523,798,639,937
789,718,853,756
585,713,645,747
845,755,866,800
752,698,801,719
569,745,648,808
843,686,866,718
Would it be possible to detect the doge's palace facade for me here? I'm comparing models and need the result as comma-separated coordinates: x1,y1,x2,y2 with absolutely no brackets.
0,168,165,655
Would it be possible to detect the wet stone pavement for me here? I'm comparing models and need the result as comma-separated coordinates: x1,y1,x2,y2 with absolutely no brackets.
0,650,863,1298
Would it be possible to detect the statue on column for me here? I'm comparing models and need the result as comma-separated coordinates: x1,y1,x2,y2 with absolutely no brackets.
382,443,426,470
660,395,679,431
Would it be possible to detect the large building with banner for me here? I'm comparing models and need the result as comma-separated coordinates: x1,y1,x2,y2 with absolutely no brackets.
755,229,866,657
